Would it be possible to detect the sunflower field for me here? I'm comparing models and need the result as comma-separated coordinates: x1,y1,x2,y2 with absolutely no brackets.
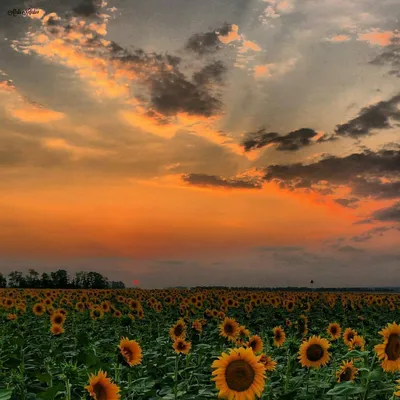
0,288,400,399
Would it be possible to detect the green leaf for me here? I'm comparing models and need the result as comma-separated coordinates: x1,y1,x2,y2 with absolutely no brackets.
37,383,64,400
0,389,13,400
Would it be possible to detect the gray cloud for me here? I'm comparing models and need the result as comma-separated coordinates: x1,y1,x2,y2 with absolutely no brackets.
352,226,397,242
333,197,359,208
337,245,365,253
263,149,400,199
181,173,263,189
371,202,400,222
242,128,318,152
334,93,400,137
185,24,233,56
72,0,97,17
370,37,400,78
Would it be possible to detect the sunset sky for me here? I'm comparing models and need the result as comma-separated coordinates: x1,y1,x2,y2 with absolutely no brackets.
0,0,399,288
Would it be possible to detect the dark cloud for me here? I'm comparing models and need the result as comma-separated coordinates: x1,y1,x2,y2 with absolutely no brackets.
369,37,400,78
254,246,303,252
352,226,397,242
337,245,365,253
242,128,318,152
185,23,233,55
181,173,263,189
333,197,359,208
370,202,400,222
351,177,400,200
193,61,227,86
72,0,97,17
334,93,400,137
263,149,400,199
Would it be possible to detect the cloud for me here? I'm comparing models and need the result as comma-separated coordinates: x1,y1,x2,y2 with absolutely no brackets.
325,35,351,43
352,226,397,242
242,128,318,152
181,173,263,190
333,197,359,208
218,24,241,44
369,37,400,78
192,61,226,86
8,105,65,124
337,245,365,252
254,246,303,252
73,0,98,17
370,202,400,222
357,29,400,47
334,93,400,137
263,149,400,199
185,24,236,55
253,58,298,79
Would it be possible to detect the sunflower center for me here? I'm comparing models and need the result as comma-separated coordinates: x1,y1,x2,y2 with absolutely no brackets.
347,333,354,341
177,341,185,350
122,347,133,361
275,332,281,341
93,382,107,400
331,327,337,334
385,334,400,361
174,325,183,336
339,367,352,382
225,360,255,392
306,344,324,362
54,316,63,324
224,324,234,334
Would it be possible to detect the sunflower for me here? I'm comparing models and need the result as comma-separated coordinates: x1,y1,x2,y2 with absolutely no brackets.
173,338,192,355
247,335,264,354
336,360,358,382
212,347,266,400
192,320,203,333
85,370,120,400
118,337,143,366
298,336,331,369
51,324,64,335
219,317,240,342
350,335,365,351
32,303,45,316
374,322,400,372
259,354,277,372
90,307,105,321
394,379,400,397
76,302,85,312
7,313,17,320
327,323,342,340
343,328,358,347
272,326,286,348
50,312,66,326
169,319,186,341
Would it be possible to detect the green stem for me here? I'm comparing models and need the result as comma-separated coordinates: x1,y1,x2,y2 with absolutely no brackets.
362,353,376,400
306,368,311,395
174,354,179,399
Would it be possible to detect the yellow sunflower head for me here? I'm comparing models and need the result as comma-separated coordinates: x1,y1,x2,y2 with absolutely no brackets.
247,335,264,354
50,323,64,335
259,354,277,372
173,338,192,355
343,328,358,347
212,347,266,399
374,322,400,372
219,317,240,341
327,323,342,340
85,370,120,400
394,379,400,397
350,335,365,351
272,326,286,348
50,312,66,326
336,360,358,382
169,319,186,341
32,303,45,316
118,337,143,367
298,335,331,369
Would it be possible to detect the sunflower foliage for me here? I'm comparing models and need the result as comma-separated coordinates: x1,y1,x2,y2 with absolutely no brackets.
0,288,399,399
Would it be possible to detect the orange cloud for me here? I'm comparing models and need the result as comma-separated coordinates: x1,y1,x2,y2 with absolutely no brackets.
42,138,110,159
218,24,241,44
239,40,262,53
253,58,298,79
9,104,65,123
357,29,400,46
326,35,351,42
254,64,273,78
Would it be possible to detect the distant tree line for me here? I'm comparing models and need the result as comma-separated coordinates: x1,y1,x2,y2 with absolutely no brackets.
0,269,125,289
191,286,400,293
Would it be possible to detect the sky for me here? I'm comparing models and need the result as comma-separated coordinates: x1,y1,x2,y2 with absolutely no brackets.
0,0,399,288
